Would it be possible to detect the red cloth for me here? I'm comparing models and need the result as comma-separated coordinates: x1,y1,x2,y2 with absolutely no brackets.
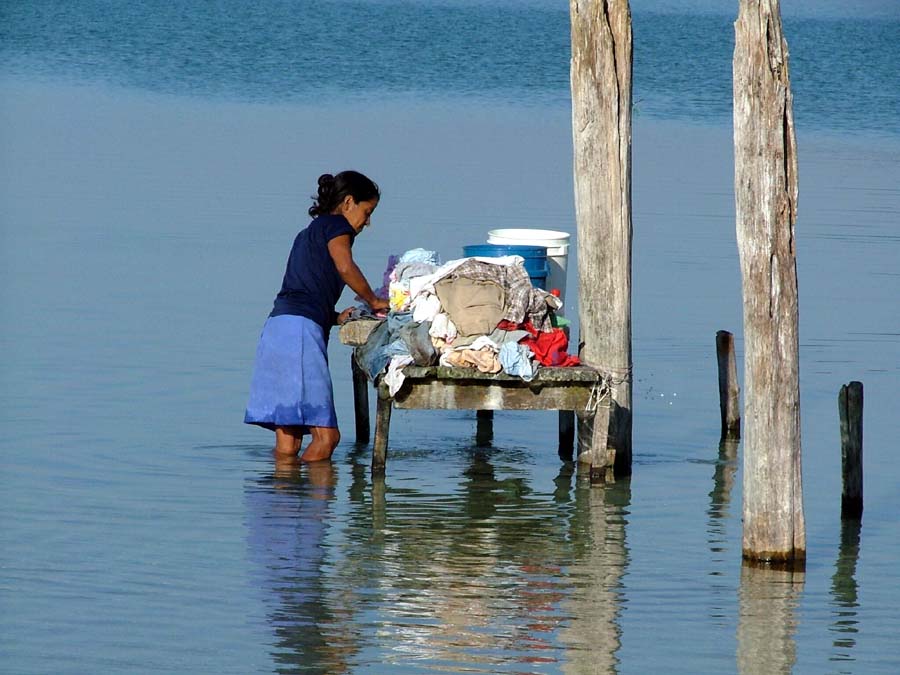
498,320,580,367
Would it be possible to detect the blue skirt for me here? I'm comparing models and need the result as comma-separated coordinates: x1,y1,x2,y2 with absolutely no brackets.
244,315,338,432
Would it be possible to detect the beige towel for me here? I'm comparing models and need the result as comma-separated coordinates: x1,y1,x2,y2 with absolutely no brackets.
434,277,505,337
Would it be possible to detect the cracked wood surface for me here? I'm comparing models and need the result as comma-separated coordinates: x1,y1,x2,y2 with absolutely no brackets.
734,0,805,565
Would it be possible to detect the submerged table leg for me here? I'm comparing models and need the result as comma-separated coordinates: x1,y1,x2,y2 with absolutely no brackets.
558,410,575,461
476,410,494,447
351,353,370,443
372,394,392,476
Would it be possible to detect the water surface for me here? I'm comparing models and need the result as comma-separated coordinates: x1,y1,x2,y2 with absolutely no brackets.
1,1,899,673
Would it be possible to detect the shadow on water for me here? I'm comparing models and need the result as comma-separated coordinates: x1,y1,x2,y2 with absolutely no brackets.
736,564,805,674
829,519,862,664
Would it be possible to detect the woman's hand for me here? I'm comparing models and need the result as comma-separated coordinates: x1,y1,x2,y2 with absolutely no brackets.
369,297,390,313
337,307,354,326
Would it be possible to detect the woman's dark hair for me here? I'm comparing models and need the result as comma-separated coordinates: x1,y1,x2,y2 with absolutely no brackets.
309,170,380,217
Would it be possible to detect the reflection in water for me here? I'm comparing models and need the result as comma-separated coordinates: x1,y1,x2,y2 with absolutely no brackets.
244,447,632,673
707,440,739,624
245,459,356,674
708,440,739,534
829,519,862,663
328,449,631,673
736,565,804,675
560,478,632,675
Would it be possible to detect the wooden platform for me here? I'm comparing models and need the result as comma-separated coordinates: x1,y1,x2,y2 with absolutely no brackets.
341,320,610,475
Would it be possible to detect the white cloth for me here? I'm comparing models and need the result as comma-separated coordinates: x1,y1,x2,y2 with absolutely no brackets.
428,312,458,343
384,354,415,396
457,335,499,352
411,292,442,323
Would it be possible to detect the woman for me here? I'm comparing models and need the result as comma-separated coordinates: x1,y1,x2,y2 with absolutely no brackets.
245,171,389,462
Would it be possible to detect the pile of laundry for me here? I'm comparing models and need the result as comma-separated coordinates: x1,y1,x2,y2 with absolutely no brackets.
355,248,579,395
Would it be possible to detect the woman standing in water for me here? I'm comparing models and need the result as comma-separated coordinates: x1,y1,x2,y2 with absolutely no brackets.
245,171,389,462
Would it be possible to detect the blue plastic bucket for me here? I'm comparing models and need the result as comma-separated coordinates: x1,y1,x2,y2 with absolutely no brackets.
462,244,549,289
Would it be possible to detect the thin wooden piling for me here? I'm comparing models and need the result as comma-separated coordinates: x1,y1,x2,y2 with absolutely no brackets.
838,382,864,519
372,394,392,476
351,354,370,443
734,0,805,565
570,0,634,479
716,330,741,440
577,402,613,482
559,410,575,461
475,410,493,447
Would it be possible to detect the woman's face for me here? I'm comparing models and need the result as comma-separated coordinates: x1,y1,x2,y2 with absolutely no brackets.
341,196,378,232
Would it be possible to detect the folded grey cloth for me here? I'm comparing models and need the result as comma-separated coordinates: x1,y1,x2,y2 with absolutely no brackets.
399,320,436,366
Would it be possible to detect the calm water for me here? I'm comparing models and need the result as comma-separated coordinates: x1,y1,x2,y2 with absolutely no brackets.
1,1,899,673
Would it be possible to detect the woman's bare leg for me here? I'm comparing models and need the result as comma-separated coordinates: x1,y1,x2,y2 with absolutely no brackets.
300,426,340,462
274,425,304,457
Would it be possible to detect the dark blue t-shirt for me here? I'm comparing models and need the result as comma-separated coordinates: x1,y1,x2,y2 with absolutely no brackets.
269,214,357,331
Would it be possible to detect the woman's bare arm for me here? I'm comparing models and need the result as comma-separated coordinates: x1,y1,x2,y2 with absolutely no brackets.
327,235,389,311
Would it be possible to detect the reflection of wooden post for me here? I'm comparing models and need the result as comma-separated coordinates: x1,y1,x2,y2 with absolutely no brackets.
570,0,633,478
829,519,861,660
838,382,864,519
737,565,804,673
560,480,631,673
716,330,741,440
734,0,805,566
371,475,386,532
708,439,739,527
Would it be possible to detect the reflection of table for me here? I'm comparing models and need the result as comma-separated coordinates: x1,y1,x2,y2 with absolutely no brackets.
340,320,609,476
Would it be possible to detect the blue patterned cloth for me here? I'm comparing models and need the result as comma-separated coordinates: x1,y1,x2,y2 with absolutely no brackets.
244,315,338,431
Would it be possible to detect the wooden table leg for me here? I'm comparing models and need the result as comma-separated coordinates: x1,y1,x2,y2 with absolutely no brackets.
558,410,575,461
372,393,392,476
476,410,493,447
351,353,370,443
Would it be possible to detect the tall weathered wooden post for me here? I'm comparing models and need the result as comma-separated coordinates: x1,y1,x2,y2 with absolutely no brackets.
733,0,805,566
570,0,633,480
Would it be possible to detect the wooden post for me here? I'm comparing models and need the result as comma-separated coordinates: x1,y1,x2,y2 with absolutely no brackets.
716,330,741,440
576,402,613,482
351,354,370,443
838,382,864,519
372,391,392,476
570,0,633,479
734,0,805,566
475,410,493,447
558,410,575,461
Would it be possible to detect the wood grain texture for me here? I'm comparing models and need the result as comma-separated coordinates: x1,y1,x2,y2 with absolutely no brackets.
570,0,634,477
716,330,741,440
734,0,805,564
839,381,864,519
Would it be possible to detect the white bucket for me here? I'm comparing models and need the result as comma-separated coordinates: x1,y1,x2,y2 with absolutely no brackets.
487,228,571,305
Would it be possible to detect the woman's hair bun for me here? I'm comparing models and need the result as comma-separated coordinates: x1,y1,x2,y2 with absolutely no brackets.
308,170,380,218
